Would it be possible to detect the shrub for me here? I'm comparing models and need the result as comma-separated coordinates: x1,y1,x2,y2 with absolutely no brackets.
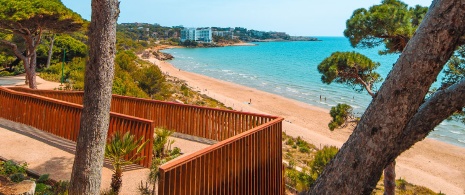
51,180,70,195
310,146,339,177
296,136,307,148
299,146,310,153
286,138,295,146
397,177,407,191
0,160,27,176
9,173,25,182
328,103,353,131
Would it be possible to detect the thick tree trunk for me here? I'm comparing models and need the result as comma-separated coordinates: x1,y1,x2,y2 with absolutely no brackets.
46,34,56,68
69,0,119,194
309,0,465,194
383,161,396,195
22,54,37,89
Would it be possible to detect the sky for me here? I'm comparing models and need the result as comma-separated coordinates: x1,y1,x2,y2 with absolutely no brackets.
62,0,433,36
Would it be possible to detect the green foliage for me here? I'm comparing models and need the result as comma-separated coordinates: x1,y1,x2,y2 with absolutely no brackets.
152,128,175,159
37,174,50,183
134,65,167,99
441,47,465,124
317,51,382,93
35,183,51,194
0,70,15,76
0,160,27,177
115,50,138,73
37,34,88,66
116,32,152,52
328,104,353,131
181,40,198,47
148,128,182,194
105,131,148,172
296,136,308,148
310,146,339,177
113,67,148,98
0,0,84,33
105,131,148,194
442,46,465,89
285,138,295,146
41,57,85,89
0,53,15,67
285,167,314,192
299,146,310,153
344,0,428,54
9,173,25,182
51,180,70,195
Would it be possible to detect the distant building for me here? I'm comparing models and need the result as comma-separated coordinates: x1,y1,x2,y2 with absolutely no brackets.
180,27,212,43
212,27,234,38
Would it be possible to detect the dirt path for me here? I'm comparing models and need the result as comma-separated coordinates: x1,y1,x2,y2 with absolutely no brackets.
0,74,61,90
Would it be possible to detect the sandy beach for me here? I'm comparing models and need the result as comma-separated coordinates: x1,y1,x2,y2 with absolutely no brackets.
146,56,465,195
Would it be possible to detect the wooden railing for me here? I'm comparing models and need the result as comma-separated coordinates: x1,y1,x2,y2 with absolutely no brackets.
0,87,154,168
8,87,276,142
8,87,84,104
6,87,284,194
158,117,284,195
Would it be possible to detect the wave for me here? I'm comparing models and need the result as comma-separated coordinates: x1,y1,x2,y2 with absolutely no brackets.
450,130,464,135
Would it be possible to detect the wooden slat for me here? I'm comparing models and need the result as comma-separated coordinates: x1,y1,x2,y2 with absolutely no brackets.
5,87,285,195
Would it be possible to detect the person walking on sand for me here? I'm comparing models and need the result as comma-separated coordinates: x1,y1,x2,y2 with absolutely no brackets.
249,98,252,104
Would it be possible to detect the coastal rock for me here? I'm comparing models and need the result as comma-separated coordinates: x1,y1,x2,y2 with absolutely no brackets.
153,51,174,61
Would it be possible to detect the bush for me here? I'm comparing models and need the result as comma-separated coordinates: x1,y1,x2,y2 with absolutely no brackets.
286,138,295,146
51,180,70,195
299,146,310,153
0,160,27,176
310,146,339,177
296,136,308,148
9,173,25,182
328,104,353,131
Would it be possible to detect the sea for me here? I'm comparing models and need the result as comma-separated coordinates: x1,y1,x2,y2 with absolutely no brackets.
163,37,465,148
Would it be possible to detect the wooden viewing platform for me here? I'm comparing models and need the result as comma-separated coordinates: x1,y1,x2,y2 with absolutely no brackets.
0,87,284,195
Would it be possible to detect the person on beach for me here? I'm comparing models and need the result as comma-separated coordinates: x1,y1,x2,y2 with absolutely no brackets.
249,98,252,104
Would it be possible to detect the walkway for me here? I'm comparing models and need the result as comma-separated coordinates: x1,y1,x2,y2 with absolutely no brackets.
0,118,210,194
0,74,61,89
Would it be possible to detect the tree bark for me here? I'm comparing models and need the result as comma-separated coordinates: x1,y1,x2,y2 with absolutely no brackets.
46,34,56,68
383,161,396,195
0,39,37,89
309,0,465,194
69,0,119,194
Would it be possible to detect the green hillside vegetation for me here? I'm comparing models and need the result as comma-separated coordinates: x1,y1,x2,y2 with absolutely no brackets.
36,24,231,109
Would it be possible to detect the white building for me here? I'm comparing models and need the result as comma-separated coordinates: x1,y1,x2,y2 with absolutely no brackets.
181,27,212,43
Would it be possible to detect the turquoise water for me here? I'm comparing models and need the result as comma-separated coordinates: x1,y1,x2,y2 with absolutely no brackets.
163,37,465,147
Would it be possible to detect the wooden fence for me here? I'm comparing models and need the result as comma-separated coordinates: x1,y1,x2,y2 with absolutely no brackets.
6,87,284,194
158,117,284,195
8,87,276,142
0,87,154,168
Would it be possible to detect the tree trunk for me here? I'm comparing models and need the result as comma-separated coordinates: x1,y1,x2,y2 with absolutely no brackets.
22,53,37,89
69,0,119,194
309,0,465,194
383,161,396,195
46,34,56,68
110,170,123,194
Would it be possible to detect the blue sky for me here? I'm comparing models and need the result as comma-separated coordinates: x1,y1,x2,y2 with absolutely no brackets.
62,0,433,36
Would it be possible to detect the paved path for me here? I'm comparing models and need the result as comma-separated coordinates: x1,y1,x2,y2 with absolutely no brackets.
0,74,61,89
0,118,210,194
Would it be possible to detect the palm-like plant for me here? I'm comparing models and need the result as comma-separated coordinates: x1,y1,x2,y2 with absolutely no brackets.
105,131,148,194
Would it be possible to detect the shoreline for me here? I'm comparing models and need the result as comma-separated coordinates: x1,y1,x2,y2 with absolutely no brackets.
145,56,465,195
